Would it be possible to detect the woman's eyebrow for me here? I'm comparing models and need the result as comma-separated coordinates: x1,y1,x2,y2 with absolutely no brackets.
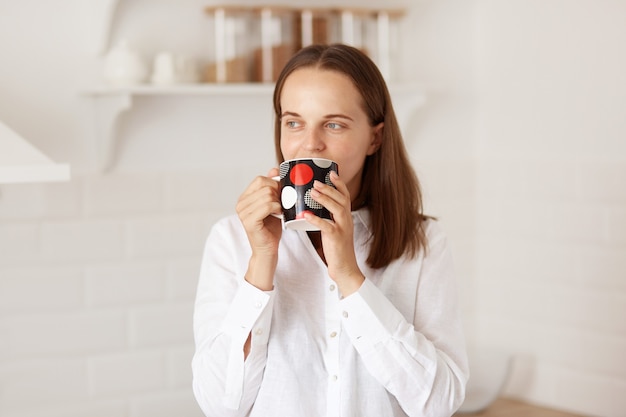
325,114,354,121
280,111,354,121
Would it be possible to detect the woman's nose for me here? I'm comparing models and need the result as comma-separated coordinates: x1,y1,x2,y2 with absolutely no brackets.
303,128,324,152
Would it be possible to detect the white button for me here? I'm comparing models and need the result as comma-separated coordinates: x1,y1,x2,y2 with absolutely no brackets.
331,375,338,382
254,301,262,308
330,331,337,338
342,311,348,318
329,284,336,291
255,328,263,335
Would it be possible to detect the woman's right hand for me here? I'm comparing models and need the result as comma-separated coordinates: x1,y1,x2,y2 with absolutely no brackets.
235,168,282,290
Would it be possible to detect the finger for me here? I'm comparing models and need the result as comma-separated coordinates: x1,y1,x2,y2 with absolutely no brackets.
303,211,335,233
311,181,350,217
328,170,350,196
267,167,279,178
240,186,280,216
237,177,281,219
314,171,350,204
241,175,280,201
240,193,281,219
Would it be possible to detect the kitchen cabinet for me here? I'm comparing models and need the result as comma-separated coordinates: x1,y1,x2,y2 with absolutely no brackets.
0,121,70,184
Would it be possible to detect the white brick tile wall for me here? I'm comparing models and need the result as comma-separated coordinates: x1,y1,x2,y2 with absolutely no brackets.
85,261,166,307
475,155,626,417
0,184,47,219
580,332,626,379
607,206,626,245
41,220,125,262
475,158,525,201
1,311,127,358
533,325,583,369
166,257,202,301
0,358,89,410
4,400,128,417
553,368,620,417
0,170,225,416
0,223,41,265
165,346,195,388
130,390,204,417
580,246,626,292
562,290,626,335
508,361,625,417
476,318,584,370
521,159,579,202
521,243,583,286
84,173,164,216
0,181,81,220
0,265,84,312
491,201,555,240
550,204,609,245
473,238,526,281
128,304,194,348
502,355,556,405
125,214,210,259
610,379,626,416
42,180,84,219
88,350,166,397
578,160,626,204
164,171,239,212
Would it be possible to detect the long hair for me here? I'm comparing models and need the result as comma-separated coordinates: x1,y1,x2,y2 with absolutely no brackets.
273,44,428,269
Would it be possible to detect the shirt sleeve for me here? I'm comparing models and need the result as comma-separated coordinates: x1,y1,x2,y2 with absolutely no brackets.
192,218,275,417
339,225,469,417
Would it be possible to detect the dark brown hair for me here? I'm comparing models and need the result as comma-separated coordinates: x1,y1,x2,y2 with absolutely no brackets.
273,44,428,269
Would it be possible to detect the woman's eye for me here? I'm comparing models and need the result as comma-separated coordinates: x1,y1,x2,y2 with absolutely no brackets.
326,122,341,130
285,120,300,128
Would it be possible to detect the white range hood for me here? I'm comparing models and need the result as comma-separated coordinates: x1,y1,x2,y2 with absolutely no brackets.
0,120,70,184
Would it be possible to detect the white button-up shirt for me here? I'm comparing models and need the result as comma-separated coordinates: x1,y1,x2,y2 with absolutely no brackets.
192,209,468,417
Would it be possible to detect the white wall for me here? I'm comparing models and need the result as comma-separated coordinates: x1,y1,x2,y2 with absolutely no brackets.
471,1,626,416
1,1,625,416
407,2,626,416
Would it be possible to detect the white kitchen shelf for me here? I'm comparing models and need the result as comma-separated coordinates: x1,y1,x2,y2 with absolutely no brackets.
83,83,425,172
0,121,70,184
86,83,276,96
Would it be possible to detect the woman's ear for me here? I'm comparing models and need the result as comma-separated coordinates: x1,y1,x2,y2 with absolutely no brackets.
367,122,384,155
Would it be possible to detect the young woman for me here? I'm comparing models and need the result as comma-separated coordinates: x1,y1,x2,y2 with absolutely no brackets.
192,44,468,417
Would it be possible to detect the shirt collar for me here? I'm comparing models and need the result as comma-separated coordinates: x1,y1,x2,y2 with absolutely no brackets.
352,207,371,234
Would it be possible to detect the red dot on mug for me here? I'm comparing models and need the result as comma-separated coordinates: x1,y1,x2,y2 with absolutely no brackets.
296,210,315,219
290,163,314,186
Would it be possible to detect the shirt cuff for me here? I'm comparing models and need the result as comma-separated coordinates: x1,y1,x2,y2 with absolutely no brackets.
220,279,274,347
220,279,274,409
339,278,405,355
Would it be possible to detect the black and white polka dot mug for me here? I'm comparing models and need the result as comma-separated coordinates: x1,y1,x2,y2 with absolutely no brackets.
278,158,338,231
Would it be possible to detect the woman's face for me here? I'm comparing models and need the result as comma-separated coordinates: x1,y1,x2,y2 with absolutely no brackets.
279,67,383,202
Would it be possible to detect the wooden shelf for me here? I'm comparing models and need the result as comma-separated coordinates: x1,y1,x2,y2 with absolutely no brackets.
455,397,585,417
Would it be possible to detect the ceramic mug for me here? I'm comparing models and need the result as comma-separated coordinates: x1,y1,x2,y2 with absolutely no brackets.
278,158,338,231
151,52,178,84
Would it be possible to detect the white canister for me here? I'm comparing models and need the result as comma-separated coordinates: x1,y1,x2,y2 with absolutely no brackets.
150,52,198,85
103,40,148,86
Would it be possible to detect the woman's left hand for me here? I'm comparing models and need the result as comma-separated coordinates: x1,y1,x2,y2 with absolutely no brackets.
305,171,365,296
